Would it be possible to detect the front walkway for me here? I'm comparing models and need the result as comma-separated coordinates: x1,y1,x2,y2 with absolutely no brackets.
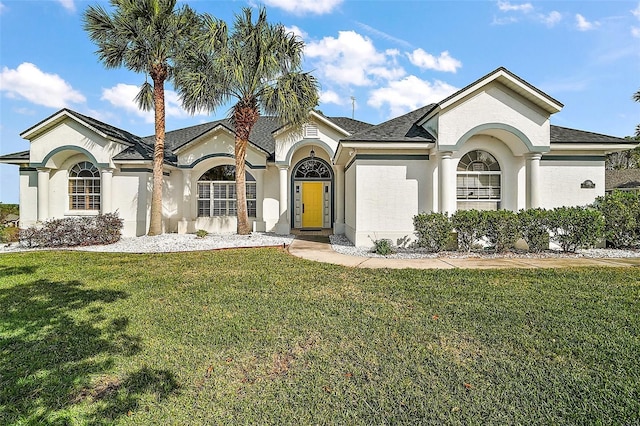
288,236,640,269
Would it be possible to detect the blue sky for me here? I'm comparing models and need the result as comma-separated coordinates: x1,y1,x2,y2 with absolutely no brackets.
1,0,639,203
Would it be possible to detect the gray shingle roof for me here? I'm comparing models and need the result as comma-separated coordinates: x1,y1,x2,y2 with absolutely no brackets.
343,104,437,143
0,150,30,163
550,125,633,144
605,169,640,190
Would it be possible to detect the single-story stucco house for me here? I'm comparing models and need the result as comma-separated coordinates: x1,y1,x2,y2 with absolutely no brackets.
1,67,637,247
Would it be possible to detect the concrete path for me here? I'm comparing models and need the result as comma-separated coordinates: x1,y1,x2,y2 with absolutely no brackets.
288,236,640,269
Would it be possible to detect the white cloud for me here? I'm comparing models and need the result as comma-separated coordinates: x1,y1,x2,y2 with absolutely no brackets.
261,0,342,15
632,27,640,38
319,90,344,105
57,0,75,12
0,62,85,108
632,2,640,19
305,31,404,86
576,14,599,31
497,1,533,13
285,25,307,40
354,21,412,48
368,76,458,118
492,15,519,25
101,83,208,123
540,11,562,27
406,49,462,73
0,3,6,15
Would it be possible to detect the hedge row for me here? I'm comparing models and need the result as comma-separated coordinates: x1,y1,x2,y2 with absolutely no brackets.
19,213,123,248
413,191,640,253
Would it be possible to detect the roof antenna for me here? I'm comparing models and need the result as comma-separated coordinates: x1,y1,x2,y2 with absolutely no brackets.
350,96,356,119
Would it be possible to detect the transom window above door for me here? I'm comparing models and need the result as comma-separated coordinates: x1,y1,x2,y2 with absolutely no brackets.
294,158,331,179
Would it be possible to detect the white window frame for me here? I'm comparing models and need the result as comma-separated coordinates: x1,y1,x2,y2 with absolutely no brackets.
68,161,101,211
197,181,256,218
456,150,501,202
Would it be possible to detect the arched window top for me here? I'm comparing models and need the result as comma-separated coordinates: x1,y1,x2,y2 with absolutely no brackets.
198,165,255,182
70,161,99,178
294,158,332,179
457,150,500,172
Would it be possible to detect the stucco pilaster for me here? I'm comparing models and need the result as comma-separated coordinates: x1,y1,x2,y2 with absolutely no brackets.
37,168,50,221
438,152,456,214
525,153,542,209
275,165,290,234
253,169,266,232
333,164,345,234
100,168,114,214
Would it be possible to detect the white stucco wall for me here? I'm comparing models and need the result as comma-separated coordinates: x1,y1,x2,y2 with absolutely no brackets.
539,159,605,208
263,164,280,232
344,163,356,243
437,83,550,154
274,119,342,164
347,158,429,248
18,169,37,228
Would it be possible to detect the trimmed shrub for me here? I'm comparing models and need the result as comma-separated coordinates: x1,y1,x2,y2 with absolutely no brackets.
518,208,550,253
371,238,394,255
19,213,123,248
451,209,486,252
196,229,209,238
592,191,640,248
548,206,604,252
483,210,521,252
0,226,20,244
413,212,453,252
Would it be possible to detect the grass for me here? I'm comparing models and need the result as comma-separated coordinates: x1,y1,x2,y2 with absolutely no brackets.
1,248,639,425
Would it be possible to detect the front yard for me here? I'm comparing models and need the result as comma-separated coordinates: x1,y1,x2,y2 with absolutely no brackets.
1,248,638,424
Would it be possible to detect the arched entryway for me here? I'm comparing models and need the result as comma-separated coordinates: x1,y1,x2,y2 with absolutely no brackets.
291,157,334,229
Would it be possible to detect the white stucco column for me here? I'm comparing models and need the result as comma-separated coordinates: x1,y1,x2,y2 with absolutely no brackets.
37,168,50,221
438,151,456,214
333,164,345,234
178,169,193,234
100,168,114,214
275,165,290,234
525,153,542,209
253,169,266,232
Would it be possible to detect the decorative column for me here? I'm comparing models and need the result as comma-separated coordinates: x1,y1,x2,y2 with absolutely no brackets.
333,164,345,234
37,168,50,221
525,153,542,209
100,168,114,214
178,169,192,234
438,151,455,215
253,169,266,232
275,165,290,234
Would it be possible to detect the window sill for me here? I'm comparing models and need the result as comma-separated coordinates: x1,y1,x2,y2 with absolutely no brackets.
65,210,100,216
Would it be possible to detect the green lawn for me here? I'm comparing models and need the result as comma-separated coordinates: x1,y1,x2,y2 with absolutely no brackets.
1,249,638,425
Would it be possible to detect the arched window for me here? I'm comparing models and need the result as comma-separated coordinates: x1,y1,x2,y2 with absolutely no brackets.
197,165,256,217
456,150,501,201
294,158,332,179
69,161,100,210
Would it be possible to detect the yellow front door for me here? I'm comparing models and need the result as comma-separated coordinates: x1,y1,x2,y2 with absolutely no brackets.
302,182,323,228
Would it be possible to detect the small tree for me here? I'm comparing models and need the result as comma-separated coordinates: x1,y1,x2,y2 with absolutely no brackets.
518,208,550,253
593,191,640,248
548,206,604,252
451,209,486,252
484,210,520,252
413,212,453,252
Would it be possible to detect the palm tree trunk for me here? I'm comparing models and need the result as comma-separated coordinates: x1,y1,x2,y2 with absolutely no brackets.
148,65,167,236
233,103,259,235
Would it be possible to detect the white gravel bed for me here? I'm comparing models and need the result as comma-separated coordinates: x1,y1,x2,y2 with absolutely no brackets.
329,234,640,259
0,232,294,254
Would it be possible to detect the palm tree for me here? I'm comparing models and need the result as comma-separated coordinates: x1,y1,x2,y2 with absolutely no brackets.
634,89,640,138
84,0,202,236
177,7,319,234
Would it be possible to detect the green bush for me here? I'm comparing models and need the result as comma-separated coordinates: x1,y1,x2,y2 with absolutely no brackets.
413,212,453,252
196,229,209,238
19,213,123,248
518,208,550,253
451,210,486,252
548,206,604,252
592,191,640,248
483,210,521,252
0,226,20,244
371,238,395,255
